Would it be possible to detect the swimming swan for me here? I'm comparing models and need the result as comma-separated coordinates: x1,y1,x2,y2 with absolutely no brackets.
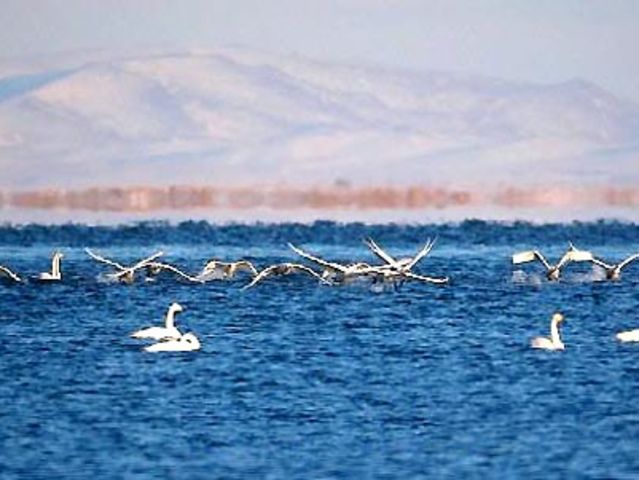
144,332,201,352
531,313,565,350
131,302,183,340
616,329,639,343
37,251,63,281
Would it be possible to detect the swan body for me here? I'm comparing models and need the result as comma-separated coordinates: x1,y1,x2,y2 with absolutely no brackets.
145,333,201,352
37,251,63,281
531,313,565,350
131,302,183,340
616,329,639,342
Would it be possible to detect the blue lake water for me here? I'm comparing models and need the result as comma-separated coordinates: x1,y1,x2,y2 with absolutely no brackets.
1,220,639,479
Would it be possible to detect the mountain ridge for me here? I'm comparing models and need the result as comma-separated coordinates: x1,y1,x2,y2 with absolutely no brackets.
1,48,637,189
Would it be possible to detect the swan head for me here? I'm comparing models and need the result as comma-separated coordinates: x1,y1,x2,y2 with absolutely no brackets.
53,251,64,260
169,302,183,314
203,259,217,271
552,312,565,324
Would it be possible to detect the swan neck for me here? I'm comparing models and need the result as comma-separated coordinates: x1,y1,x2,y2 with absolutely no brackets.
165,307,178,329
52,255,61,277
550,319,562,346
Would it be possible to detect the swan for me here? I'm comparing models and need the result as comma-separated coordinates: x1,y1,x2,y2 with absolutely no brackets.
86,248,164,283
589,252,639,280
616,329,639,343
363,238,448,284
288,243,376,281
243,263,331,289
0,264,22,283
199,259,258,280
131,303,183,340
144,332,201,352
37,251,64,281
531,313,565,350
512,242,592,281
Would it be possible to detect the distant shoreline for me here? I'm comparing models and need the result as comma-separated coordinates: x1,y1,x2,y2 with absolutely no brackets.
1,183,638,225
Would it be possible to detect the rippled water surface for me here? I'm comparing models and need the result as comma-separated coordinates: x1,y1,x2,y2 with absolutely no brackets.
1,221,639,479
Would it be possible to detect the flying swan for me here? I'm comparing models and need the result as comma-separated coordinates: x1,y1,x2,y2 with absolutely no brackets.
243,263,330,289
198,259,258,280
588,252,639,280
512,243,592,281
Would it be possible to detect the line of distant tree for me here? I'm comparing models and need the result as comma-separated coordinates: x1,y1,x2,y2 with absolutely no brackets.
1,184,637,212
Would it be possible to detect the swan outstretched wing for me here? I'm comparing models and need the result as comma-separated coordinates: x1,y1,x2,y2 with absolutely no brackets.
243,265,280,289
512,250,549,269
404,238,435,271
617,252,639,271
288,243,348,273
244,263,329,289
589,256,614,270
402,271,449,284
235,261,258,276
147,262,203,283
85,248,127,270
289,264,331,283
562,242,594,264
0,265,21,282
364,238,399,267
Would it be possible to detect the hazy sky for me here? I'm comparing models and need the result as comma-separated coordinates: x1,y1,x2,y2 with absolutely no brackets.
1,0,638,102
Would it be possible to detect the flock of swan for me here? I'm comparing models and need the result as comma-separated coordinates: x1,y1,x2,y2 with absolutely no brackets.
1,239,638,352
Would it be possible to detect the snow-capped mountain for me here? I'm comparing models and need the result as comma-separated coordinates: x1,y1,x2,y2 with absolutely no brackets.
1,47,637,189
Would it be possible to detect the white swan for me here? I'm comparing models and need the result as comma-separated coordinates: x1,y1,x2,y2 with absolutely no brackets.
131,303,183,340
144,333,201,352
531,313,565,350
512,243,592,281
38,251,63,281
199,259,258,280
243,263,331,289
589,252,639,280
616,329,639,343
